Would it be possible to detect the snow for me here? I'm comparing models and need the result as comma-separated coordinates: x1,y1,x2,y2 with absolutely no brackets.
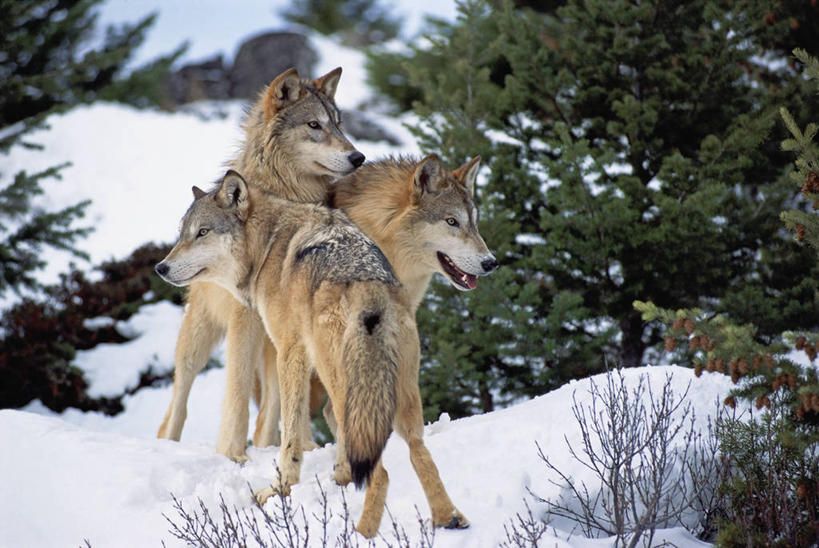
2,367,729,547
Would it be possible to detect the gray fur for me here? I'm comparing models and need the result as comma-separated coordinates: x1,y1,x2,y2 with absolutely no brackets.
295,211,398,292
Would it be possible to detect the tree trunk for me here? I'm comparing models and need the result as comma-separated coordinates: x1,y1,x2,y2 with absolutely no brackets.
619,311,647,367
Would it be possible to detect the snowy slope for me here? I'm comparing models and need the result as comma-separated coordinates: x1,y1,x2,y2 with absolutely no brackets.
1,367,725,547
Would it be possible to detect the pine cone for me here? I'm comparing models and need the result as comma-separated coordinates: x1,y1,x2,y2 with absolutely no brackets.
694,363,703,377
803,171,819,195
664,336,677,352
724,396,736,409
671,318,685,332
689,336,700,351
683,318,695,335
796,223,807,242
796,335,807,350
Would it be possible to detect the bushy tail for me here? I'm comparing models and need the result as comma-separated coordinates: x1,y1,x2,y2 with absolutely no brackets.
342,288,399,489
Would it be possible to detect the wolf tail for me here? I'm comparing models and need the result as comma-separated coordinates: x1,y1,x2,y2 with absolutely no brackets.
342,285,399,489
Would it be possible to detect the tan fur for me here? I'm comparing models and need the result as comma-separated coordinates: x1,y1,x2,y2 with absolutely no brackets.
157,67,358,461
251,155,495,535
256,155,496,450
157,174,468,537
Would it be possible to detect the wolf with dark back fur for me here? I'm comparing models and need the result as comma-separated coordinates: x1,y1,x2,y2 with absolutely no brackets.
156,67,364,460
156,171,468,537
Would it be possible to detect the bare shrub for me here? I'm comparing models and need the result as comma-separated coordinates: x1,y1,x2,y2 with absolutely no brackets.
529,369,722,547
163,474,435,548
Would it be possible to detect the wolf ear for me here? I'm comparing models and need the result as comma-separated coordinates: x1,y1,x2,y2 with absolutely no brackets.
412,154,445,199
263,68,302,119
217,170,250,214
314,67,342,99
452,155,481,195
192,186,207,200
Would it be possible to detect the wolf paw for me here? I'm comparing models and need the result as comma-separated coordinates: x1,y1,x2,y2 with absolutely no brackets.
435,510,469,530
302,439,320,451
254,482,291,505
333,462,352,486
229,452,249,464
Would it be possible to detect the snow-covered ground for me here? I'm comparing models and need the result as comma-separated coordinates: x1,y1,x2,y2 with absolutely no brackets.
1,28,730,548
2,367,726,547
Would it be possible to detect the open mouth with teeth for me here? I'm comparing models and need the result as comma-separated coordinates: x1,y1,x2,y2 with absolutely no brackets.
437,252,477,290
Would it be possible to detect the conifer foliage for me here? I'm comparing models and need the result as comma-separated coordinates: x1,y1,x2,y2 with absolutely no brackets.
0,0,184,410
0,0,184,295
367,0,819,418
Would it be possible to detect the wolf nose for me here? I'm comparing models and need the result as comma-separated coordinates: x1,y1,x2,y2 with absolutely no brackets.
481,257,499,273
155,262,169,277
348,151,365,168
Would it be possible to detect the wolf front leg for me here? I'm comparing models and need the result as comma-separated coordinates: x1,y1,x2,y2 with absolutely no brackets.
253,337,281,447
394,320,468,530
216,302,265,462
158,282,225,441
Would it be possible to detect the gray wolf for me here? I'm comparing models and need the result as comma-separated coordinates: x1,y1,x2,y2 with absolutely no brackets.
156,66,363,461
155,171,469,537
257,154,499,460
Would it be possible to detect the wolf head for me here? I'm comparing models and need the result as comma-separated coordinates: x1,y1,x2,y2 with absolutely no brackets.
255,67,364,178
408,154,498,291
155,171,251,295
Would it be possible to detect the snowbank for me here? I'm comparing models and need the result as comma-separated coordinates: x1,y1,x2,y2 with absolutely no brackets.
2,366,728,547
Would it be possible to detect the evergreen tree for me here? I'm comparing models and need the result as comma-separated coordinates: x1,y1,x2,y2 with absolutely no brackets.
369,0,819,417
0,0,184,295
281,0,400,47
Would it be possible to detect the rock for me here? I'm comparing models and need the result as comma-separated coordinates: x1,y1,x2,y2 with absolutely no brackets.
229,32,318,99
342,110,400,145
163,55,231,106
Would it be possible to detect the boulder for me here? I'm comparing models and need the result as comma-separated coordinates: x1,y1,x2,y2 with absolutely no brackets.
163,55,231,105
229,32,318,99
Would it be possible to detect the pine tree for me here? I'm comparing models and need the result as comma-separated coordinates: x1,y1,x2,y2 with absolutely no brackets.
634,48,819,420
281,0,400,47
0,0,184,295
368,0,819,416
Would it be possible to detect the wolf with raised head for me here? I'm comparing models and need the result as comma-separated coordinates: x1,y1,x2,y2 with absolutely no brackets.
156,171,469,537
156,66,364,461
255,153,499,486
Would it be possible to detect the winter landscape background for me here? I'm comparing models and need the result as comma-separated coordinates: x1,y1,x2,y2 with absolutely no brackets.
2,1,818,546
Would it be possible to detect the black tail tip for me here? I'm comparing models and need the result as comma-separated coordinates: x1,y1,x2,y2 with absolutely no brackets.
350,458,376,490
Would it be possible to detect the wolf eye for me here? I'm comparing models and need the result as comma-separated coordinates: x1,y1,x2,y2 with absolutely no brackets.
445,217,459,227
197,228,210,238
307,121,321,130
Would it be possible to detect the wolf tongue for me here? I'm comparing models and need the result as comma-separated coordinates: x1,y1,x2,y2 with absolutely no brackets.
466,274,477,289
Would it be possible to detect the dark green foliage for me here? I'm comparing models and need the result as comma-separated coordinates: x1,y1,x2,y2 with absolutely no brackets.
0,0,185,296
0,242,184,412
0,0,185,135
0,165,92,294
715,402,819,547
367,0,819,419
634,300,819,420
281,0,400,46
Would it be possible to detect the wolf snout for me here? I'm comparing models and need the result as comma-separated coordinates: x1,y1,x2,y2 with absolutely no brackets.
348,151,365,168
481,257,499,274
155,262,170,277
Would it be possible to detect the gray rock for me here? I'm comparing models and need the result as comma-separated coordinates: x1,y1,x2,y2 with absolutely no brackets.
229,32,318,99
342,110,400,145
163,55,231,106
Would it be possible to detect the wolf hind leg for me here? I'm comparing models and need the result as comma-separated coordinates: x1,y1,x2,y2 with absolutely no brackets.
394,320,468,530
158,292,224,441
255,342,311,502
